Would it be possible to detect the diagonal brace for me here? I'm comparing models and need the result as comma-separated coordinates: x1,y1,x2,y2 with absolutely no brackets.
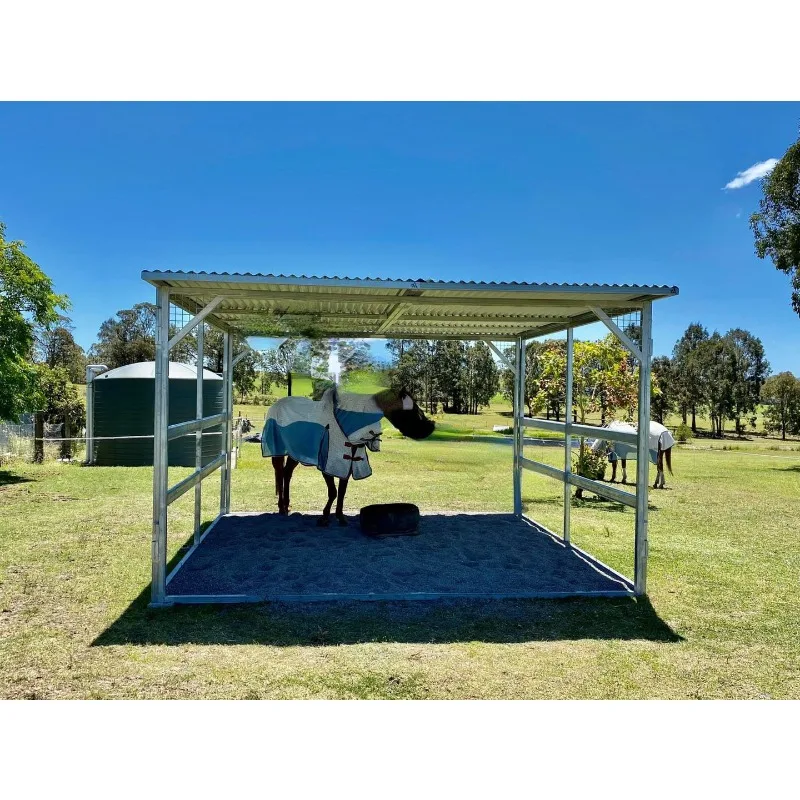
168,296,224,351
589,306,644,363
485,340,516,373
377,303,410,334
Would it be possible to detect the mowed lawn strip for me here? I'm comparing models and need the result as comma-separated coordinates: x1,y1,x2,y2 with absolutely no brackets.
1,432,799,699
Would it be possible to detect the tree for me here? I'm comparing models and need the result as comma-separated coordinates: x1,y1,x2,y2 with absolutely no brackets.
90,302,195,368
431,340,467,412
336,340,374,376
695,333,736,437
90,303,158,367
389,340,436,412
1,221,68,422
761,372,800,440
725,328,770,434
532,340,568,420
262,338,310,397
570,336,638,425
464,341,499,414
386,339,415,362
36,319,87,383
672,322,709,432
233,350,260,402
651,355,676,424
750,133,800,317
500,340,549,416
37,365,86,432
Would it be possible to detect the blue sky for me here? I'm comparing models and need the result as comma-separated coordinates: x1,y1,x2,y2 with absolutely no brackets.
1,102,798,371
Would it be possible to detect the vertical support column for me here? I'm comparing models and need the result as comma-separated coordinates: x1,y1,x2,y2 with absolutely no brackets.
220,331,232,515
635,301,653,596
512,337,526,516
194,321,204,545
85,375,94,464
563,327,574,543
151,285,170,606
225,338,235,511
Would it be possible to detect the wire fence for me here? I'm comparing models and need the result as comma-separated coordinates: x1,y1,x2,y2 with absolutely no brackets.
0,415,35,462
1,417,247,466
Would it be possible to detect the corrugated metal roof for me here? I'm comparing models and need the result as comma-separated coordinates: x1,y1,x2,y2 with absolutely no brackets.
142,270,678,340
142,269,677,290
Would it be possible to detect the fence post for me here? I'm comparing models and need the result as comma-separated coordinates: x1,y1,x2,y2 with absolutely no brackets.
34,412,44,463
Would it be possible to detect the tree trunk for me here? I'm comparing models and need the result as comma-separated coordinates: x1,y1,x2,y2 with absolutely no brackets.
681,406,687,425
34,412,44,463
61,417,71,460
287,371,292,397
691,407,697,433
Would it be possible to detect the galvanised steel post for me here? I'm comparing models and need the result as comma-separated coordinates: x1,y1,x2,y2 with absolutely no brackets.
635,301,653,595
513,336,526,516
563,327,574,542
224,334,234,512
194,321,204,544
151,285,170,605
220,330,232,515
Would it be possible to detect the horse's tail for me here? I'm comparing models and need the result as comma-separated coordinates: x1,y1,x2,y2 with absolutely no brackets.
664,445,673,475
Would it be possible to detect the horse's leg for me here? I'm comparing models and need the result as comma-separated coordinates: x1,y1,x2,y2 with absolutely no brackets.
656,449,665,489
283,456,299,513
335,478,349,526
271,456,286,514
621,459,627,484
318,473,337,527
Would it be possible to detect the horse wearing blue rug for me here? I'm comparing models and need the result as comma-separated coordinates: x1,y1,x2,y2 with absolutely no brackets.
263,387,434,525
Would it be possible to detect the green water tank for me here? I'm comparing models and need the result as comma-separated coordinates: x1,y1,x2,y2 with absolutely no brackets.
91,361,224,466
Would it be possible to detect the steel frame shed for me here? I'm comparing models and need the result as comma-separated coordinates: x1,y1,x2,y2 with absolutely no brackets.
142,270,678,606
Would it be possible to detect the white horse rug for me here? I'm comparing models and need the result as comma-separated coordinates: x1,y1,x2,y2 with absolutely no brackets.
261,388,384,480
591,420,676,465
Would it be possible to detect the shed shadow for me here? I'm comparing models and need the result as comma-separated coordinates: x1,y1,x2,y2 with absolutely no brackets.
94,529,682,647
0,470,34,487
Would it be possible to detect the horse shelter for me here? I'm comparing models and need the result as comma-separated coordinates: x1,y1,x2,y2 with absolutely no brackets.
142,271,678,606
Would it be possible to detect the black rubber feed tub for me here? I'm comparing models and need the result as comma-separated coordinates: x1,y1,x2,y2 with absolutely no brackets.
359,503,420,537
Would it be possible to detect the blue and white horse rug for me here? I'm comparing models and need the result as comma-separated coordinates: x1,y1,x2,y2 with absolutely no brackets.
591,420,676,489
262,387,434,525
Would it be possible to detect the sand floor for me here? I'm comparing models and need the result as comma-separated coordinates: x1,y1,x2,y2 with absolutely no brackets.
166,512,631,600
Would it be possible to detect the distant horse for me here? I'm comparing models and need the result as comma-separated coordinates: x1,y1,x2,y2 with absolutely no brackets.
591,420,675,489
262,387,435,525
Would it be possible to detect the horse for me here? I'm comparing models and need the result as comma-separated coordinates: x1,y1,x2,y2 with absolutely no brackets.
590,420,675,489
261,387,435,525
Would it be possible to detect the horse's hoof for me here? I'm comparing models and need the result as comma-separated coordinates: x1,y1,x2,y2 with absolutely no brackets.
336,516,348,527
317,516,330,528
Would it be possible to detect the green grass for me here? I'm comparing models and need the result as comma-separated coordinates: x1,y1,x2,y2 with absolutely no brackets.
2,391,800,699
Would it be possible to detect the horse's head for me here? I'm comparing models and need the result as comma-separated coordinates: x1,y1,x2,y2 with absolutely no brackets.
384,390,435,440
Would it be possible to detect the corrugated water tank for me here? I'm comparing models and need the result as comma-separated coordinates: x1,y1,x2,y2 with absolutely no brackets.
91,361,224,466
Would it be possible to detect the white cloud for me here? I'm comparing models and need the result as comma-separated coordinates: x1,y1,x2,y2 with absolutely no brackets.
724,158,778,190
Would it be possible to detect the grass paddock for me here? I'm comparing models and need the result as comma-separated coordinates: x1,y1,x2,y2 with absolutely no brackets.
1,423,799,698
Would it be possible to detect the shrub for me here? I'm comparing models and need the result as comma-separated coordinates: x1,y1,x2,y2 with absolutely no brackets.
573,446,606,481
675,423,691,443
